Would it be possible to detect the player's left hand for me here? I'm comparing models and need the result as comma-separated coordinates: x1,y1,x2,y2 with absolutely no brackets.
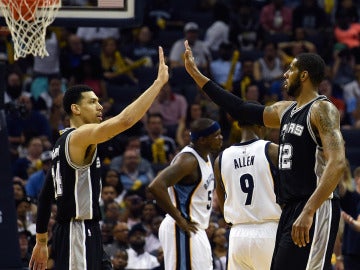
291,211,314,248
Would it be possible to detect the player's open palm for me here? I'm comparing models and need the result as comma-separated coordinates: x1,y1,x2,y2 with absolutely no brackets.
183,40,199,77
156,46,169,84
291,211,314,248
29,243,48,270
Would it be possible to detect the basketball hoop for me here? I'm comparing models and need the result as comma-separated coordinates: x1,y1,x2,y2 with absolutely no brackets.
0,0,61,60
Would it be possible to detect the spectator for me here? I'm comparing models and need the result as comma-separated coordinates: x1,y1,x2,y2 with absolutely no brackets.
16,196,36,232
111,248,128,270
144,215,163,254
120,191,145,228
204,1,230,54
232,57,257,99
109,136,153,177
209,42,241,90
32,29,60,77
125,25,159,67
102,169,125,204
71,54,108,100
48,93,66,144
176,102,204,148
25,150,52,200
246,84,262,102
101,221,116,246
140,113,177,174
100,37,149,85
151,247,165,270
211,227,228,270
4,70,25,104
259,0,292,37
59,34,87,81
141,200,160,234
229,1,261,52
278,39,317,68
253,41,284,91
6,95,52,145
33,76,65,115
12,136,44,183
335,0,359,24
292,0,329,38
119,149,154,192
104,222,129,258
103,200,122,225
100,185,119,218
13,180,27,208
125,223,160,270
147,82,188,139
338,165,360,270
333,10,360,64
76,26,120,55
332,45,356,87
169,22,211,71
18,229,33,268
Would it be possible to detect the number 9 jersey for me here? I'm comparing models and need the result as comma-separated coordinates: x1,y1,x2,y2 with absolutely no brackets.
219,139,281,225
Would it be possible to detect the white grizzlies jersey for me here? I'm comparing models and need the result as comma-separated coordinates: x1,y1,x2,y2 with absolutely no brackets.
168,146,215,229
219,139,281,224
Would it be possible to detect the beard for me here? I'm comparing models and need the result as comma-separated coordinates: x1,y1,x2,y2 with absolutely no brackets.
287,74,301,97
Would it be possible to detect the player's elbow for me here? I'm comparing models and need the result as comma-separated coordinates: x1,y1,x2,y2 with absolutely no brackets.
147,181,158,197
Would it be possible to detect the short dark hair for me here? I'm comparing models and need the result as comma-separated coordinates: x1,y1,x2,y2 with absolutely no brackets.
295,53,325,87
63,85,94,115
147,112,163,123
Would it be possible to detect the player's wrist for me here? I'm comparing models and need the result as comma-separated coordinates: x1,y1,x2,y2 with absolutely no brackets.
36,232,48,245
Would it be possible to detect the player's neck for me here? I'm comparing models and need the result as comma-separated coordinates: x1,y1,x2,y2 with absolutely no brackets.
241,130,259,142
189,143,209,161
296,89,319,108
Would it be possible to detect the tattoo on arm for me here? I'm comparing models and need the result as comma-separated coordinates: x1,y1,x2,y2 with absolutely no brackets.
314,101,343,151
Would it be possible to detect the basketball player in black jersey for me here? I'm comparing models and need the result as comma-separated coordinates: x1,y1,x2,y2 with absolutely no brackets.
29,47,169,270
184,40,346,270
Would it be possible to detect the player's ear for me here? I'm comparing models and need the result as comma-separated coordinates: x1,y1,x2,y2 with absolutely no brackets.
71,104,80,115
301,71,308,80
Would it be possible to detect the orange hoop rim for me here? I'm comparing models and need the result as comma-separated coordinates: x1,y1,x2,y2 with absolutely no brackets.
0,0,61,21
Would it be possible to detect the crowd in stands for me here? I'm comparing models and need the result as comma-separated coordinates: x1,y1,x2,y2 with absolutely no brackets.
3,0,360,269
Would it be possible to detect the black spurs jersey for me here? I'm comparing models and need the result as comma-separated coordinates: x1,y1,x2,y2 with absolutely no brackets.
278,96,330,204
51,128,102,223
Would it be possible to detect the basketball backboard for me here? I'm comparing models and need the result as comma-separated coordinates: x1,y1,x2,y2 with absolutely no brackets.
0,0,145,27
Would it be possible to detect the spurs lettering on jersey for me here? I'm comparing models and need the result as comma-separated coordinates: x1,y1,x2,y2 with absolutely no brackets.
280,123,304,140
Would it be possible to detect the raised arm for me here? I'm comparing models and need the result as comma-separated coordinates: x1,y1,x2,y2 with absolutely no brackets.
183,40,289,128
72,46,169,147
148,153,199,235
292,100,346,247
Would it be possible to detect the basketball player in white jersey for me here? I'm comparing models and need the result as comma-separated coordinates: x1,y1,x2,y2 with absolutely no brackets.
148,118,223,270
214,120,281,270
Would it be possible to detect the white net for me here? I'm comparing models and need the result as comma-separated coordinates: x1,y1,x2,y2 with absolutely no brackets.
0,0,61,60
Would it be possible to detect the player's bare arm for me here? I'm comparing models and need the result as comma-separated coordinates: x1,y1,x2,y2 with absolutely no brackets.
292,100,346,248
214,156,225,215
69,47,168,163
148,153,200,234
306,100,346,212
267,143,279,167
263,101,293,128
